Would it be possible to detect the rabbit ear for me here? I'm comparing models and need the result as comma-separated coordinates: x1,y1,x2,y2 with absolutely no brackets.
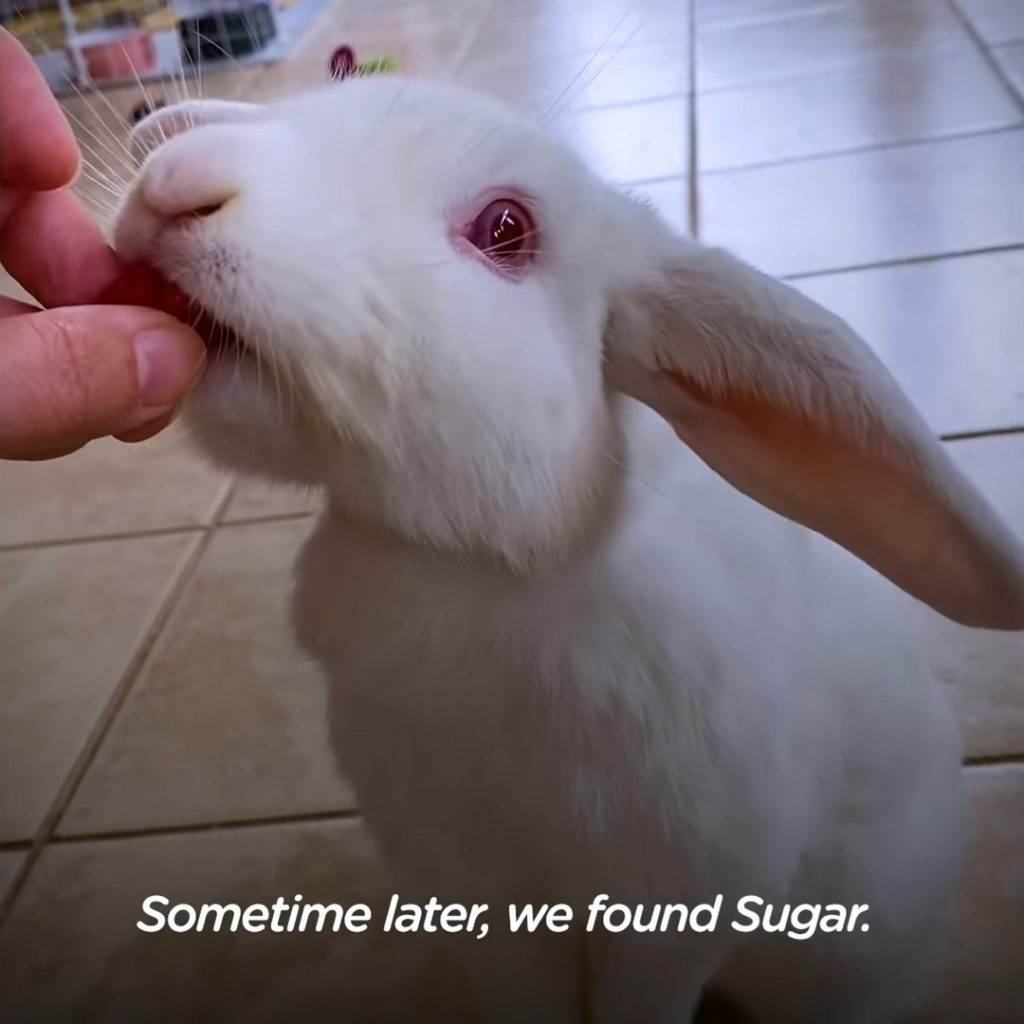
605,235,1024,630
130,100,264,161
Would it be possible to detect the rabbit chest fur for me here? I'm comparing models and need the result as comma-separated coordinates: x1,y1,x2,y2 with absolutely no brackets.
291,401,964,1024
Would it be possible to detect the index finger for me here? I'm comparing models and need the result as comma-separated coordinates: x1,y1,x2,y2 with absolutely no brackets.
0,32,120,305
0,28,79,190
0,187,121,305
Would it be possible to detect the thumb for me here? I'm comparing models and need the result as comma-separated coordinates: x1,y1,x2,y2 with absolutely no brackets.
0,305,205,460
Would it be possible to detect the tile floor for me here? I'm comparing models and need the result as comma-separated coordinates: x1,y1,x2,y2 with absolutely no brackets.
1,0,1023,1020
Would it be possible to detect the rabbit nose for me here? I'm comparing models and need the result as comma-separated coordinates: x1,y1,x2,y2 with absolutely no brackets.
138,126,244,223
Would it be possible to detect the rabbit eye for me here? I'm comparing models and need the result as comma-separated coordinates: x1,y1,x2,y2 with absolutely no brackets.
465,198,537,275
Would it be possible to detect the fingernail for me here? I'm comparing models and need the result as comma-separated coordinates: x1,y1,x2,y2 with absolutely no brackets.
134,328,205,406
119,402,177,434
116,405,179,441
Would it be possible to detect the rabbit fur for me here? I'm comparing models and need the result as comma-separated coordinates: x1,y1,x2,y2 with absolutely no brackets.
114,78,1024,1023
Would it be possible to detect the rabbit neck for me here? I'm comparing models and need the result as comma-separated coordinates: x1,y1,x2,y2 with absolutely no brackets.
317,405,631,579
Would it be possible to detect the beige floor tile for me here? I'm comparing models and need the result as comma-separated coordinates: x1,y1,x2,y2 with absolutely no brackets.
0,425,228,548
249,0,481,96
62,64,258,137
992,40,1024,96
457,48,607,117
180,64,267,102
696,0,840,32
61,519,352,836
957,0,1024,45
624,177,689,235
701,128,1024,277
0,852,24,903
697,0,972,92
699,48,1022,171
469,0,688,65
460,40,690,118
913,435,1024,761
914,765,1024,1023
696,0,943,33
223,478,322,522
555,96,688,182
795,249,1024,436
567,40,691,109
0,534,198,843
0,819,471,1023
240,63,325,104
339,0,483,34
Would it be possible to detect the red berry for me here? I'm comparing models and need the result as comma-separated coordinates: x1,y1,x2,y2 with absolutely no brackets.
330,46,357,80
96,263,192,321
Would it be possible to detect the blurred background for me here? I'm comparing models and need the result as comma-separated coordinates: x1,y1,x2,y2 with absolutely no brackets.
0,0,1022,1021
1,0,329,94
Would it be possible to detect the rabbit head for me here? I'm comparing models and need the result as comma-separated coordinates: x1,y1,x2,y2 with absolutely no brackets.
114,77,1024,628
115,80,625,570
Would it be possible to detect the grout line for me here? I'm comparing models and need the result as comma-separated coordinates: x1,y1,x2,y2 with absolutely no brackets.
0,522,207,555
534,36,1023,120
941,425,1024,443
781,242,1024,282
570,89,691,116
700,122,1024,180
945,0,1024,113
0,476,234,555
964,753,1024,768
219,509,318,529
50,808,361,846
0,840,32,855
0,482,237,929
694,2,848,38
693,46,976,99
0,500,319,554
686,0,700,237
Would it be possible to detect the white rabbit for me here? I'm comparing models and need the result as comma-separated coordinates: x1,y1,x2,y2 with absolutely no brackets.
115,79,1024,1024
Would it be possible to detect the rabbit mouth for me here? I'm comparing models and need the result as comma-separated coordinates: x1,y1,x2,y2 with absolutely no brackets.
97,262,258,367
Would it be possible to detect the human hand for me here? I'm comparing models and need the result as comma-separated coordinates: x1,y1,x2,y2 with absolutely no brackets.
0,28,205,460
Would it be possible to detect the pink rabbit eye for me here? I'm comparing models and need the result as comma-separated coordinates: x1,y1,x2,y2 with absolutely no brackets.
465,198,537,274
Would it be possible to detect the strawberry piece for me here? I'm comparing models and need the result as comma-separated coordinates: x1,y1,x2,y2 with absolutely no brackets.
95,262,232,353
96,263,193,323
